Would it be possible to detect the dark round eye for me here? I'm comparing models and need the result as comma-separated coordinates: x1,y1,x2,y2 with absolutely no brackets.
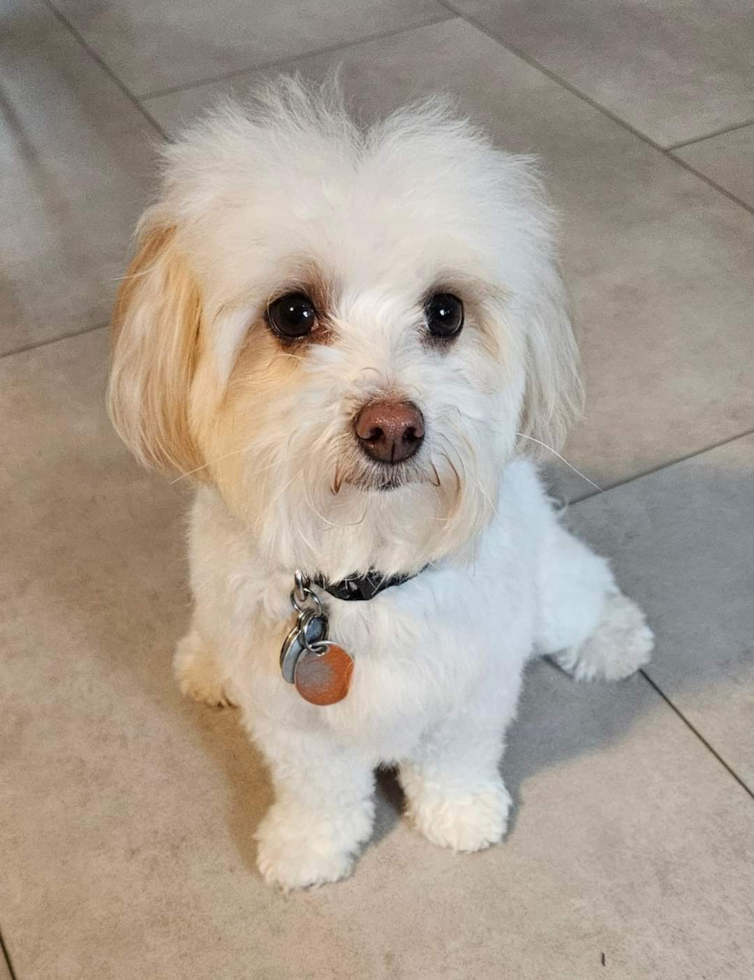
266,292,318,339
425,292,464,341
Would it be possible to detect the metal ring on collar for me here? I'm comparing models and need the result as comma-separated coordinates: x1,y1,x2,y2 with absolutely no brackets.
291,588,323,618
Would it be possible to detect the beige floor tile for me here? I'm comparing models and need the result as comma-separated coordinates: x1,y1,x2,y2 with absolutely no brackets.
145,19,754,500
51,0,449,97
569,433,754,788
1,0,59,43
1,329,753,978
0,1,157,356
674,124,754,210
448,0,754,147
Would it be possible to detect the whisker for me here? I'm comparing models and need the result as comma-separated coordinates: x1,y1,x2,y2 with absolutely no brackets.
474,477,498,515
437,404,465,421
516,433,603,492
294,486,328,560
256,470,300,528
174,444,313,486
304,481,367,529
171,447,249,484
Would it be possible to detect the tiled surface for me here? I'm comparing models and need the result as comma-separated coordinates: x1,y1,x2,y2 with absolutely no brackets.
448,0,754,147
570,434,754,788
1,333,753,980
50,0,449,96
675,124,754,210
3,2,754,978
1,0,59,43
0,0,157,356
146,19,754,498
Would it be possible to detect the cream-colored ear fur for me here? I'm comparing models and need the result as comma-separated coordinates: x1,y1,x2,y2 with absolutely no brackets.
518,265,583,455
107,218,205,476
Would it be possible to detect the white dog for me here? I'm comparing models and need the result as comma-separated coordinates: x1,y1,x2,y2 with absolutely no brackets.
108,78,653,890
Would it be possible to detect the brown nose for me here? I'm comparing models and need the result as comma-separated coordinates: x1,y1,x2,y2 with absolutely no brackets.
354,400,425,464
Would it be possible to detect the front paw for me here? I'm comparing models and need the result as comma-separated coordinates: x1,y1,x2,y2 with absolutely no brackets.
556,589,654,682
408,781,511,853
254,802,372,890
174,631,237,707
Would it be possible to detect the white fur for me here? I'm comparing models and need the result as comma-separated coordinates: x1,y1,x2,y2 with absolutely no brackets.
108,79,653,889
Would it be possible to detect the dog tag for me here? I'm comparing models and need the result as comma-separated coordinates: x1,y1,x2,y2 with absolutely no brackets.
280,609,328,684
294,643,354,706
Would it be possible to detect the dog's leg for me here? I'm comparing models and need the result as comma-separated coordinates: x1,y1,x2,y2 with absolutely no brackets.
173,630,237,707
253,723,375,890
400,699,515,853
535,519,654,681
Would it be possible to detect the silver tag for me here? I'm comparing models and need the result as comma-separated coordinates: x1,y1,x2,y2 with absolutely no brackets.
279,608,328,684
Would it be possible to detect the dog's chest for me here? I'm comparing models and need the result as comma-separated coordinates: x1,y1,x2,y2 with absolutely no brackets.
279,567,535,757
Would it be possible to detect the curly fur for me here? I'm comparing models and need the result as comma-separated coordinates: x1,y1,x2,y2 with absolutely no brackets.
108,78,652,890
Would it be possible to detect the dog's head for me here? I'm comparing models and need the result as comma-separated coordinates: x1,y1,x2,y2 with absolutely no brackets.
109,79,579,577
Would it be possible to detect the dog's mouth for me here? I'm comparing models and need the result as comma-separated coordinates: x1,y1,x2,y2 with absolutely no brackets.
347,464,415,493
339,456,439,494
355,473,407,493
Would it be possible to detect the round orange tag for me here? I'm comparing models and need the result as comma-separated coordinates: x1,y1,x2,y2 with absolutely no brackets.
294,643,353,706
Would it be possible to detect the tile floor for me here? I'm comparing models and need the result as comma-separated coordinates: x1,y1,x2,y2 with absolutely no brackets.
1,2,752,978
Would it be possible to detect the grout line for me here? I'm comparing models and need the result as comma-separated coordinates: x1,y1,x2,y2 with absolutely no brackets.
138,14,457,102
641,670,754,800
0,929,17,980
665,152,754,216
42,1,167,139
437,1,754,217
667,117,754,151
0,323,107,362
568,426,754,505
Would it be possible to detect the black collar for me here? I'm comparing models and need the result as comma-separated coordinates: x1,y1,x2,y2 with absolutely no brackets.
314,569,424,602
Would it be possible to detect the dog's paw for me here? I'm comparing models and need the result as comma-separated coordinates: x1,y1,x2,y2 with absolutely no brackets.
554,589,654,682
408,781,511,853
255,804,370,890
174,631,237,707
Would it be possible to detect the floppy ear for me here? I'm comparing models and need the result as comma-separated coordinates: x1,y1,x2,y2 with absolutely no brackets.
518,263,583,455
107,217,205,476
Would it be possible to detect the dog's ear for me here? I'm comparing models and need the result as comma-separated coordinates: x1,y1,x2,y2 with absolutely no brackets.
107,217,205,476
518,264,582,455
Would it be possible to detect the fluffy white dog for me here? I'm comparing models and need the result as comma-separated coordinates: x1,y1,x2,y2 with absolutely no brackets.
108,79,653,890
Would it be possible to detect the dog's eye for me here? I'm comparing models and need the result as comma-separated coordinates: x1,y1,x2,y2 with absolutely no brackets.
425,292,464,341
267,292,318,339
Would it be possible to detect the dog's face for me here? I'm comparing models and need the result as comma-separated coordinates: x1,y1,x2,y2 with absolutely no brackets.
109,82,579,577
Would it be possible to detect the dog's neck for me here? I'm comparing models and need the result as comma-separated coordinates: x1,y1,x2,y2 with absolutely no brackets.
201,482,481,588
313,568,426,602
